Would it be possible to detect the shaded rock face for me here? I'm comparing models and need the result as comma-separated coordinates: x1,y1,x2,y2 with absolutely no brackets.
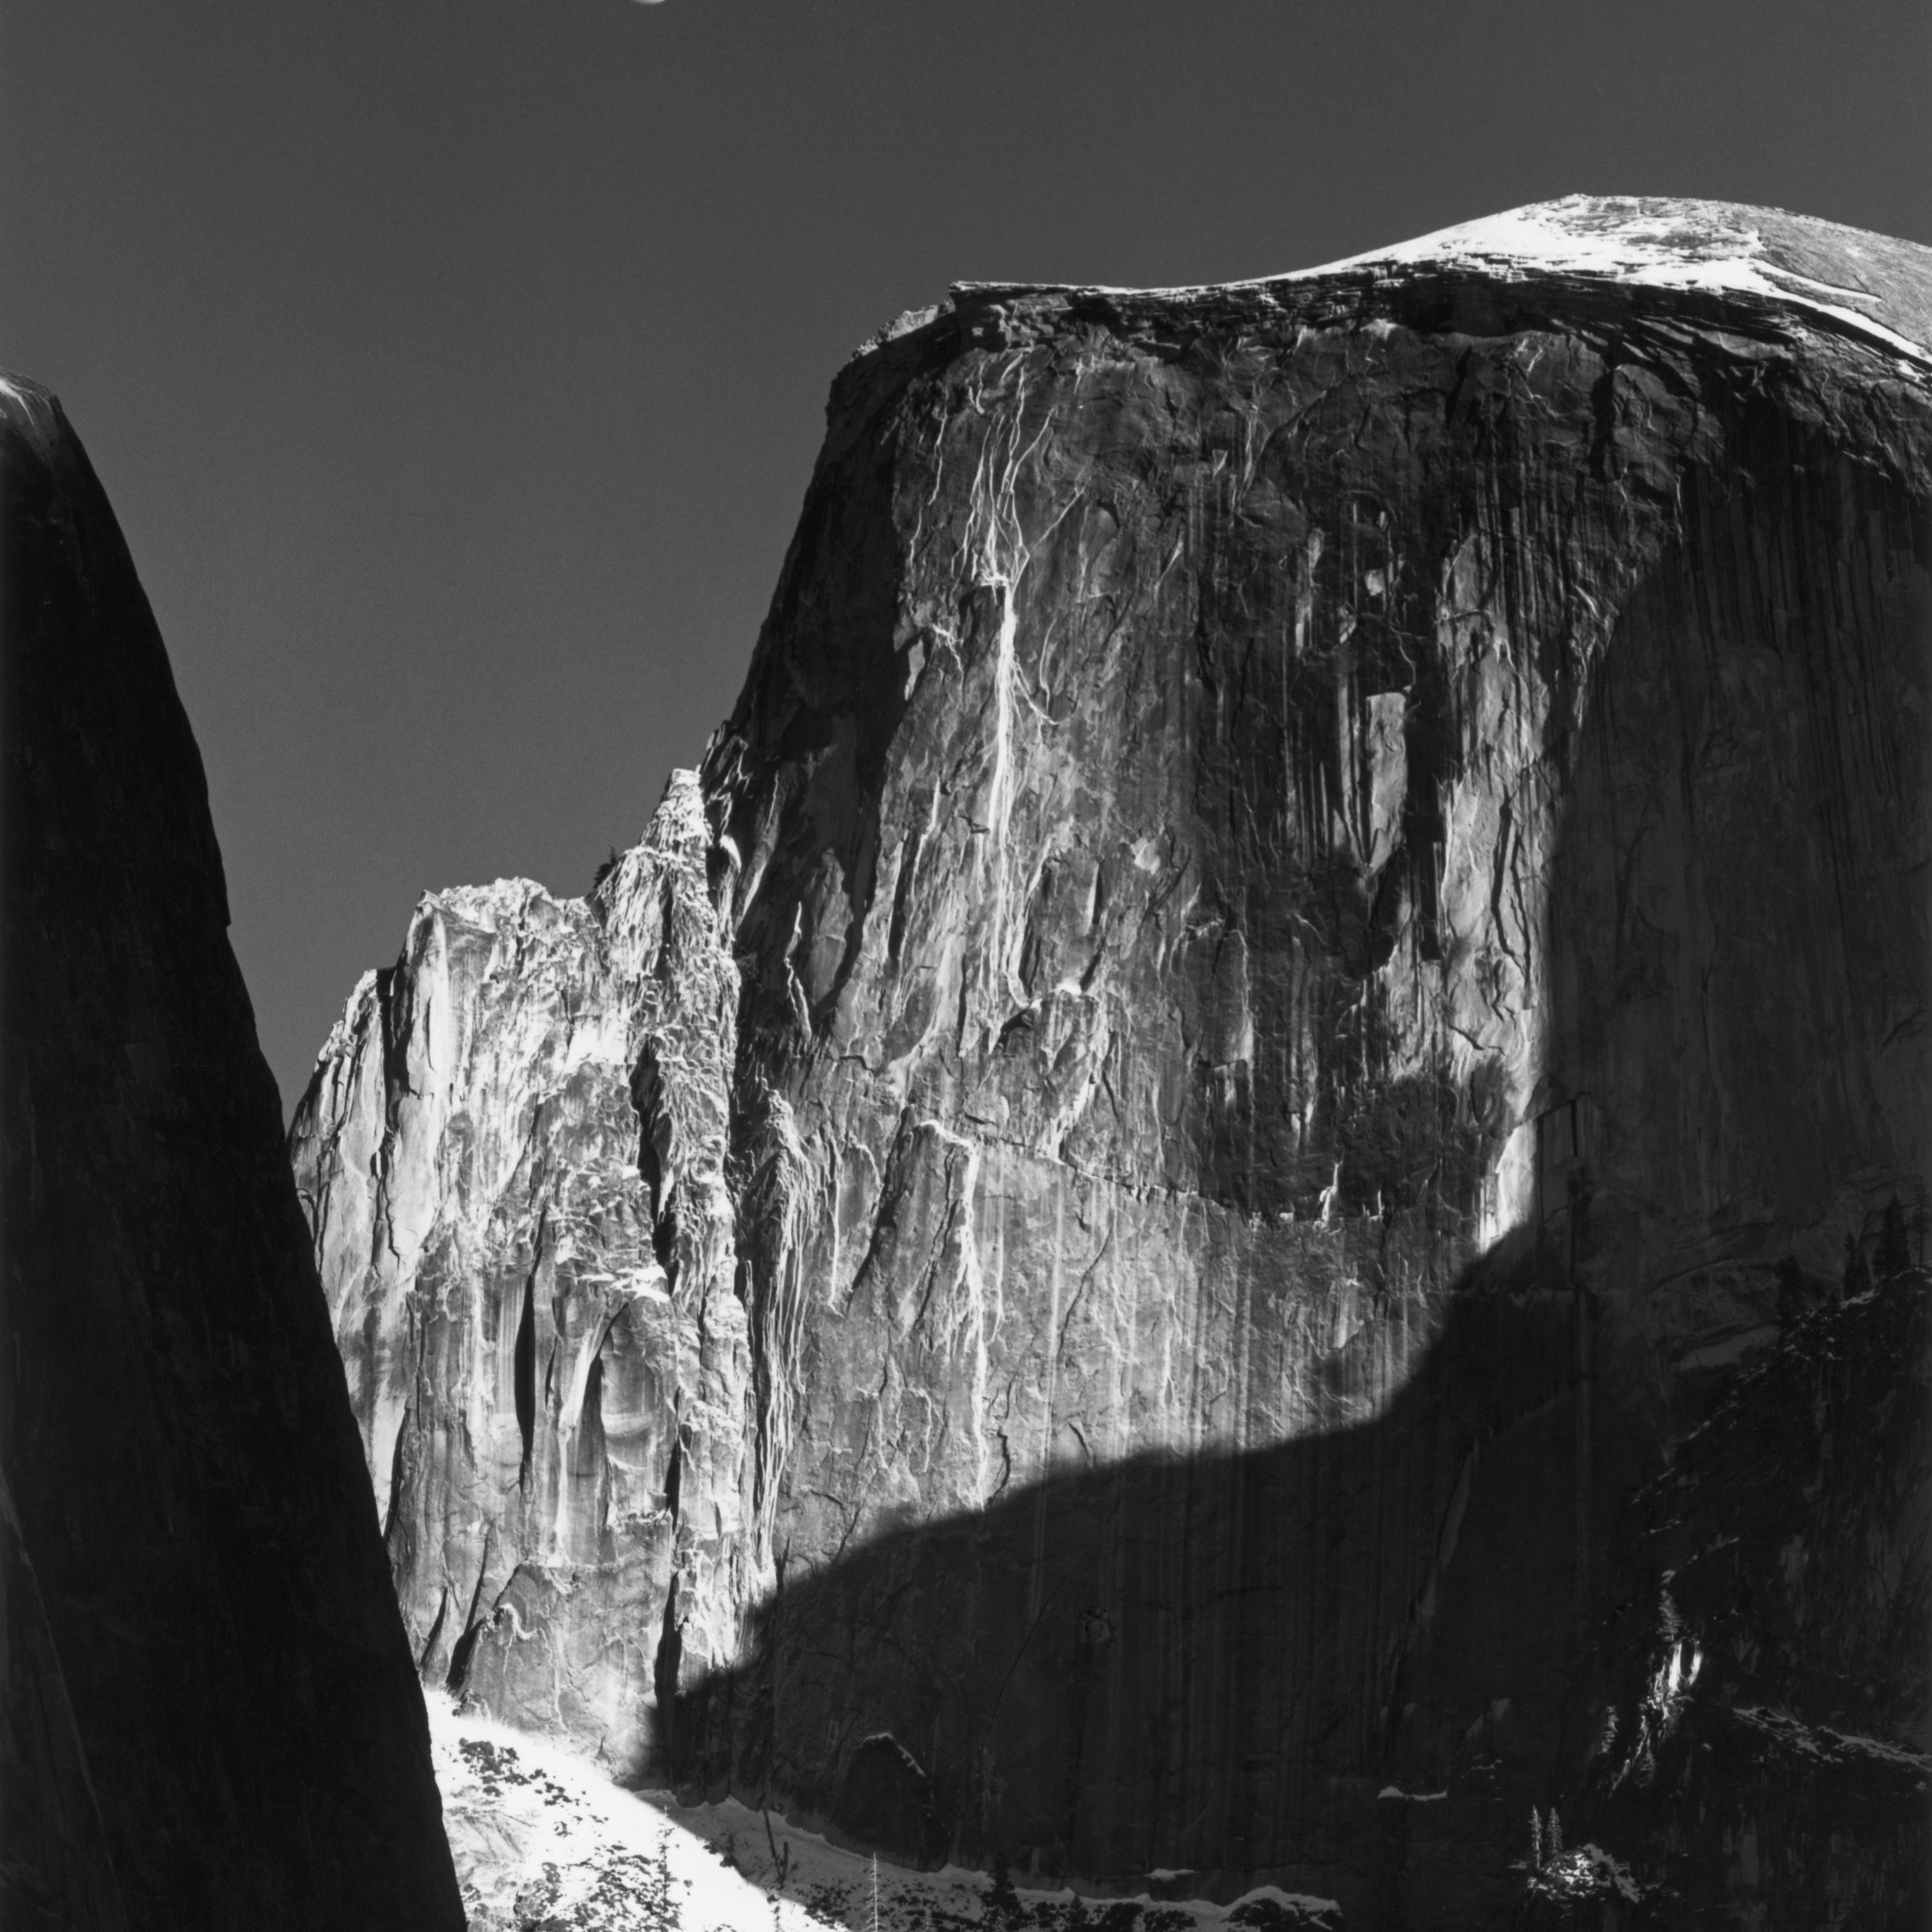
0,376,465,1930
1547,1256,1930,1930
291,199,1932,1922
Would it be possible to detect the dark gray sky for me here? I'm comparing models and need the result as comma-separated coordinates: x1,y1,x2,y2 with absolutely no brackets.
4,0,1928,1113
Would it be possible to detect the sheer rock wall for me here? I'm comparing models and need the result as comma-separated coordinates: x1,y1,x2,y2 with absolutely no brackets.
0,374,464,1929
291,200,1932,1923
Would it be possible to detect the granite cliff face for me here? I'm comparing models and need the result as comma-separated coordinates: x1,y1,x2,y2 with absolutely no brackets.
0,375,465,1929
291,198,1932,1924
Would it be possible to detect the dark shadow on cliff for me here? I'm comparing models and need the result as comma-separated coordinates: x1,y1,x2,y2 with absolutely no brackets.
671,1229,1613,1930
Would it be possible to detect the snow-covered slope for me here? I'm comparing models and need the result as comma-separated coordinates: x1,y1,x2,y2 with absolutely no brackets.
430,1692,1342,1932
1284,194,1932,361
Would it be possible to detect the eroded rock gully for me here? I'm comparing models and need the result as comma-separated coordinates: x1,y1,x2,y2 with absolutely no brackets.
291,198,1932,1926
0,375,465,1928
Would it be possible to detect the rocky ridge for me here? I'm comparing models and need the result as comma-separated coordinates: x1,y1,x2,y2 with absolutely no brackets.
291,198,1932,1925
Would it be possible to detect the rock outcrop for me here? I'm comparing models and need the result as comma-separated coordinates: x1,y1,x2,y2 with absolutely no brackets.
291,198,1932,1924
294,778,751,1776
0,374,465,1929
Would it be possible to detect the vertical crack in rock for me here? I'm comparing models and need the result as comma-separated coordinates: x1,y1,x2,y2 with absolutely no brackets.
739,1082,817,1547
381,1405,410,1544
514,1262,538,1489
652,1572,683,1764
416,1587,449,1678
444,1535,495,1694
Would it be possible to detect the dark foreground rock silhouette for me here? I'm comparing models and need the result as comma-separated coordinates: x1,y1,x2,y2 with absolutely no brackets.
0,375,464,1929
294,198,1932,1926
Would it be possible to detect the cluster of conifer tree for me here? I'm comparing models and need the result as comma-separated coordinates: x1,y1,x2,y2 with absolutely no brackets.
1776,1194,1919,1329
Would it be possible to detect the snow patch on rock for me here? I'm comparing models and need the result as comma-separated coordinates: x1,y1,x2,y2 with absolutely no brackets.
1288,195,1932,361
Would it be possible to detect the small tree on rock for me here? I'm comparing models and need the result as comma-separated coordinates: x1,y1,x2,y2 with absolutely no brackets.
987,1855,1022,1930
1877,1196,1912,1279
1842,1233,1871,1302
1775,1258,1807,1330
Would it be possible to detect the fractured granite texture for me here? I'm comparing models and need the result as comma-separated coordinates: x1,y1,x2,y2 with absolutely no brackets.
292,198,1932,1925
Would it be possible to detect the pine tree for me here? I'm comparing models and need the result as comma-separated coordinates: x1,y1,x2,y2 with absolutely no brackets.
1548,1809,1564,1859
1843,1232,1872,1302
634,1827,681,1932
1877,1196,1911,1279
1775,1257,1807,1330
988,1854,1020,1929
871,1853,882,1932
1529,1806,1543,1869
